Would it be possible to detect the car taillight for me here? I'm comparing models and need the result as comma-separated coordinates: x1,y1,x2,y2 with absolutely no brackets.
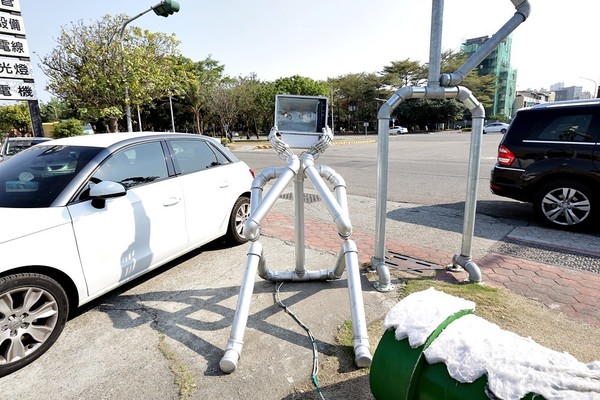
497,145,515,166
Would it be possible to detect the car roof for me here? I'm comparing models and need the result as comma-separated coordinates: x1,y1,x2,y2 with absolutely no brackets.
44,132,216,149
6,137,53,141
530,99,600,110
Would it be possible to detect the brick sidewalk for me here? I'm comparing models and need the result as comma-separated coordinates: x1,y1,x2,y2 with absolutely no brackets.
261,212,600,328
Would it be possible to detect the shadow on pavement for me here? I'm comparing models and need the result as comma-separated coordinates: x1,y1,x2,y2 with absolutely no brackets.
95,276,352,377
386,199,533,239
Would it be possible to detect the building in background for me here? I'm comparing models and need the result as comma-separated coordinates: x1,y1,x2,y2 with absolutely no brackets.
512,90,552,116
554,86,585,101
462,35,517,119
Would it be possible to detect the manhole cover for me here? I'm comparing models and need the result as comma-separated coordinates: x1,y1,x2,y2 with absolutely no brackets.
279,193,321,204
385,250,445,277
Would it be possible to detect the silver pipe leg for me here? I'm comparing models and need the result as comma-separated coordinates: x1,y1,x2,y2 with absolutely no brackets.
343,240,372,367
220,242,262,373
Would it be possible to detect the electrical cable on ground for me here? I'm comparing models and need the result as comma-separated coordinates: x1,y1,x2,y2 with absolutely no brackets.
275,282,326,400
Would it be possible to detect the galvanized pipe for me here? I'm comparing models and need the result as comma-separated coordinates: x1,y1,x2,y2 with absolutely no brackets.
428,0,444,88
316,165,349,214
220,241,263,373
244,155,300,241
258,268,336,282
451,88,484,283
440,0,531,86
302,154,352,238
293,171,306,274
343,239,372,367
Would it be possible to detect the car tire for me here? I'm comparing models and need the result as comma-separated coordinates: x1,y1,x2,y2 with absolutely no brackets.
0,273,69,377
534,180,596,230
501,129,507,134
226,196,251,244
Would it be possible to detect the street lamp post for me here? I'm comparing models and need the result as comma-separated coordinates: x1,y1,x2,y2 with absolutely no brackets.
118,0,180,132
579,76,598,99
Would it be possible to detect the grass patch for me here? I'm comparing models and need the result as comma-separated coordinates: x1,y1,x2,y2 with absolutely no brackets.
158,333,197,400
290,278,600,399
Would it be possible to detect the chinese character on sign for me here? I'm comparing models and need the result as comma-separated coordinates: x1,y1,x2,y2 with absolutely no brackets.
0,84,10,96
0,17,7,30
13,63,27,75
8,18,20,31
10,41,23,53
0,39,9,52
1,1,15,7
18,85,32,97
0,61,12,74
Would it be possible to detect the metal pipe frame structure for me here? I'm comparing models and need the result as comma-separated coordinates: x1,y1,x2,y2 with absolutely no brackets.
220,149,372,374
371,0,531,291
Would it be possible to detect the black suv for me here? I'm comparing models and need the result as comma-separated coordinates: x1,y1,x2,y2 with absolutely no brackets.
490,99,600,230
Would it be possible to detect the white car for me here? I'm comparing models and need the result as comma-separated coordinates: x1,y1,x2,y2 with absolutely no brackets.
483,122,510,134
0,132,254,377
389,126,408,135
0,136,53,161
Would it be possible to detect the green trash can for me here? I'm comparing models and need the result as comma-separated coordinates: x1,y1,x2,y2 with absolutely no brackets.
369,310,545,400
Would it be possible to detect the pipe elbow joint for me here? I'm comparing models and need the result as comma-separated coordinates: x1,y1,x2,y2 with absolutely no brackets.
513,0,531,20
286,155,301,174
244,218,261,241
377,102,393,119
334,214,352,238
440,72,466,87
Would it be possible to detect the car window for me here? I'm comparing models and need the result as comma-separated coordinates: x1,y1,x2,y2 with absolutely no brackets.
169,140,230,174
92,142,168,188
517,109,599,143
0,144,103,208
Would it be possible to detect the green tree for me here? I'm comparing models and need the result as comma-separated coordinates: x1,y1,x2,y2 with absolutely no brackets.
273,75,329,96
328,73,389,132
52,118,85,138
39,98,71,122
381,58,427,88
40,14,182,132
0,103,32,137
179,55,226,134
207,81,241,140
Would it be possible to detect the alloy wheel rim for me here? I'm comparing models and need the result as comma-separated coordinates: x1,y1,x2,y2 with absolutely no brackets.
0,287,59,364
541,187,591,226
235,202,251,236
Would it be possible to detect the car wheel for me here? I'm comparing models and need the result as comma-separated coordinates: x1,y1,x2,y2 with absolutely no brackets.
0,273,69,377
226,196,251,244
534,180,596,230
501,129,507,134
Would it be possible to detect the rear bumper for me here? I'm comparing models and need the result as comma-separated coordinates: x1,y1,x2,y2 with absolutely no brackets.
490,166,528,202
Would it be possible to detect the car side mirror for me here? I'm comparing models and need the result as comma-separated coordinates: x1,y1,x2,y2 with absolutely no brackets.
89,180,126,208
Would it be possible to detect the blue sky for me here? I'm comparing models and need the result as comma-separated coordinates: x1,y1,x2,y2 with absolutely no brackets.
17,0,600,102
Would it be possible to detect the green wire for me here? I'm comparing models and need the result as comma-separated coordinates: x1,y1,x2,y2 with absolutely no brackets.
275,282,326,400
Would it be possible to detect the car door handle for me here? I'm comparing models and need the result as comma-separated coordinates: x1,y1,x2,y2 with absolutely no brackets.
219,180,230,188
163,197,181,207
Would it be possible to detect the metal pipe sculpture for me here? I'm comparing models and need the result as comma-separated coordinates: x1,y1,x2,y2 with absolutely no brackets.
371,0,531,291
220,124,372,374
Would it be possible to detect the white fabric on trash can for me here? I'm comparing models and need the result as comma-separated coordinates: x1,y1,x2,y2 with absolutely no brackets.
384,287,600,400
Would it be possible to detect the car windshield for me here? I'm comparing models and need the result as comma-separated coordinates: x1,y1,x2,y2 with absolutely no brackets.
4,139,51,156
0,144,103,208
